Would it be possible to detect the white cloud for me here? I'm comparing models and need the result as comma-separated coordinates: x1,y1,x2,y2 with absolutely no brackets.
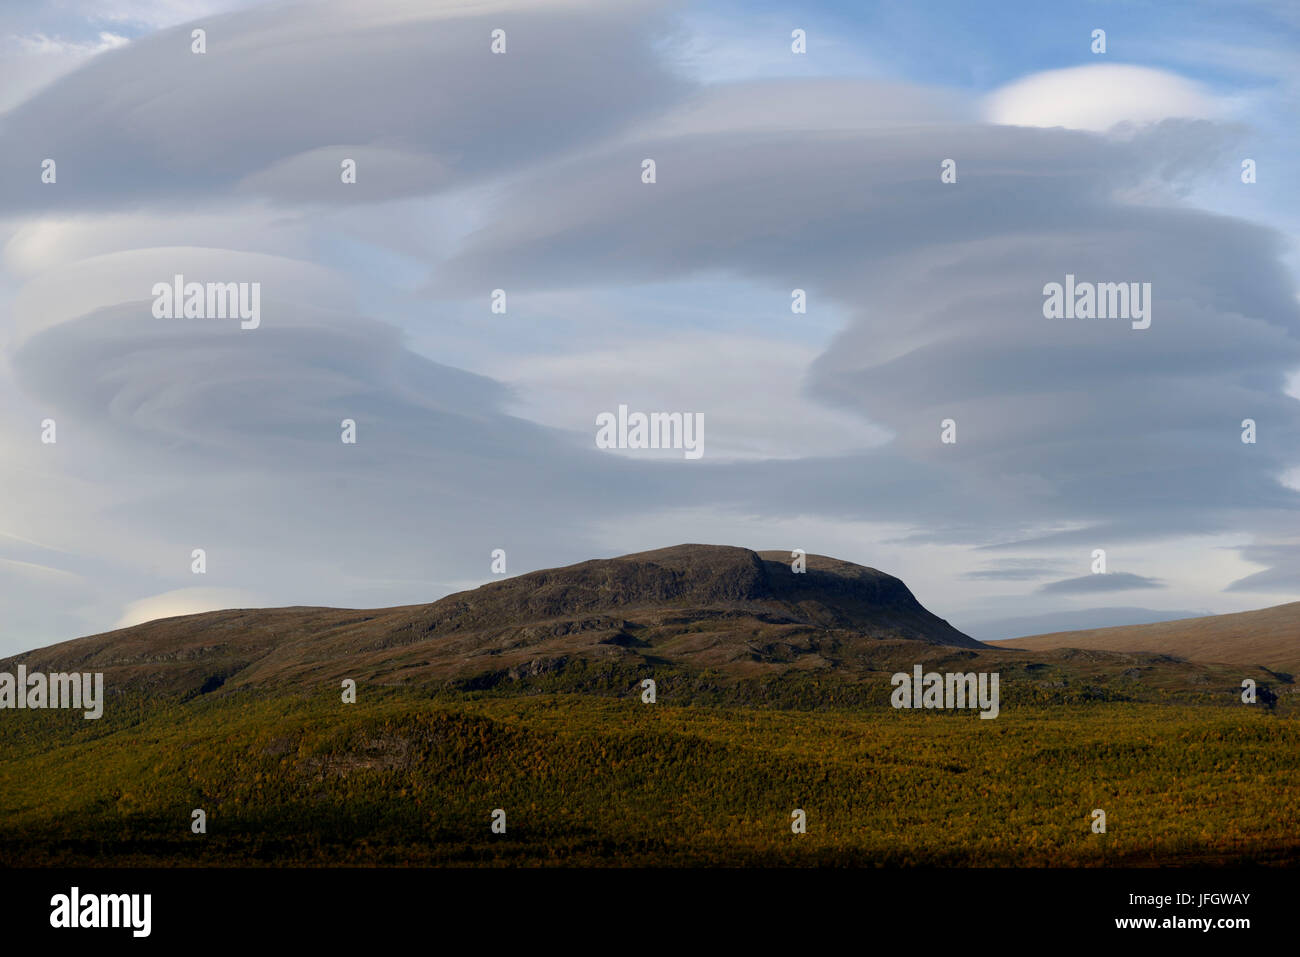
12,32,129,56
67,0,266,30
983,64,1225,131
113,587,262,629
0,31,129,111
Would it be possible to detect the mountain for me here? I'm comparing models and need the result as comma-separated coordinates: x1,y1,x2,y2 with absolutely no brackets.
999,602,1300,673
0,545,981,696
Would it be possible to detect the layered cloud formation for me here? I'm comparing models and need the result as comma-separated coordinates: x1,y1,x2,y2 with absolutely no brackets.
0,0,1296,653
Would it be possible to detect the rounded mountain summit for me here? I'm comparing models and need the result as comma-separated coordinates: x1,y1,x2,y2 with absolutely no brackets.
3,545,983,696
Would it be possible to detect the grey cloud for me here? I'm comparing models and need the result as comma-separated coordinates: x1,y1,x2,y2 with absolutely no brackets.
1225,542,1300,592
7,298,689,645
2,16,1298,651
0,0,690,212
1038,573,1166,594
433,95,1300,559
962,559,1067,581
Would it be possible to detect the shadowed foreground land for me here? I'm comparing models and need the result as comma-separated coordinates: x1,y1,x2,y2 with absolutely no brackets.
1,691,1296,867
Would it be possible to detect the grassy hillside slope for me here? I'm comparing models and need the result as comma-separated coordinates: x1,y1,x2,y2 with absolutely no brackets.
999,603,1300,673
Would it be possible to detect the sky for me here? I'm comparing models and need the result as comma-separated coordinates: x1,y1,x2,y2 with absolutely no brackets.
0,0,1297,656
